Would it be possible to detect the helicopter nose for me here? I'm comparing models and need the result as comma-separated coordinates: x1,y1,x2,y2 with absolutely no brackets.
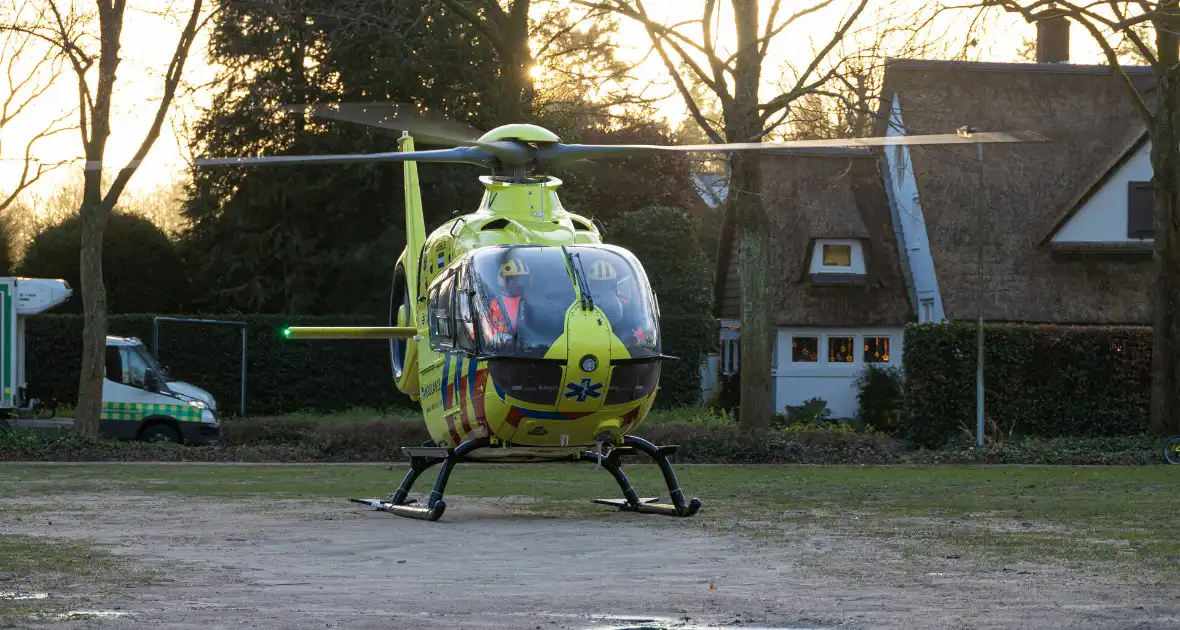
557,308,612,413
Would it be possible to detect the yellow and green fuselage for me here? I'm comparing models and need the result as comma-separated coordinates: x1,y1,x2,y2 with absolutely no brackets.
286,129,666,462
413,299,661,460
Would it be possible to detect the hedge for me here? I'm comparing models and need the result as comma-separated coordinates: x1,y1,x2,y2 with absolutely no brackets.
902,322,1151,446
24,312,711,416
0,420,1161,465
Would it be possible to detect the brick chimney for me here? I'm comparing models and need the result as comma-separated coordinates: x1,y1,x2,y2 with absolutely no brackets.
1035,9,1069,63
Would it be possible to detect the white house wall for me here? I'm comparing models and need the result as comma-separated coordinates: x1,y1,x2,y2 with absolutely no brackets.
773,326,904,419
883,93,946,323
1054,141,1152,243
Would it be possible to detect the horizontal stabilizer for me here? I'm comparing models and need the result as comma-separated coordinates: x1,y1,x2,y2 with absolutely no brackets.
282,326,417,340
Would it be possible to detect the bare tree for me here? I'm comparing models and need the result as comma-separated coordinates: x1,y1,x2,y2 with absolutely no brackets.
0,0,74,213
787,3,971,141
578,0,869,432
3,0,209,437
937,1,1180,436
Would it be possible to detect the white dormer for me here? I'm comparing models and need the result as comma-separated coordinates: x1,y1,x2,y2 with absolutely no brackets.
809,238,866,285
1048,133,1154,253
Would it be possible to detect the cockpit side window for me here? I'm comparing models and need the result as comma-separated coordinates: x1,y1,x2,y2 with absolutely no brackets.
454,266,478,354
428,272,457,351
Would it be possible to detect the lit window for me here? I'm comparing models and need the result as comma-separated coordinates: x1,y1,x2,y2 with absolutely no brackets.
792,336,818,362
822,244,852,266
828,336,854,363
864,337,890,363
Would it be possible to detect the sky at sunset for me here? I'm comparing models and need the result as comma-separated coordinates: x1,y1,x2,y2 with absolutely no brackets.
0,0,1110,212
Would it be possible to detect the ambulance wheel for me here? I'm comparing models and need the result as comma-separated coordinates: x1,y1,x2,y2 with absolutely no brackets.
140,423,181,444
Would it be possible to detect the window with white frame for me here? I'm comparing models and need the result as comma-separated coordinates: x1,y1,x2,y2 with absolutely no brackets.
822,244,852,266
920,298,934,323
791,336,818,362
809,239,867,277
827,336,855,363
863,336,891,363
722,339,740,375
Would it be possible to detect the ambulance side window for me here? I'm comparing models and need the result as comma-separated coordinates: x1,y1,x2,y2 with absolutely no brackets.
104,347,122,383
121,348,148,389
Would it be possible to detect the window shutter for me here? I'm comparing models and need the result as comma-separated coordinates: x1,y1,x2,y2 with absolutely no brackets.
1128,181,1155,239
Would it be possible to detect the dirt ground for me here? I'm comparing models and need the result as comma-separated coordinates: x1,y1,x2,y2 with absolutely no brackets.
2,488,1178,630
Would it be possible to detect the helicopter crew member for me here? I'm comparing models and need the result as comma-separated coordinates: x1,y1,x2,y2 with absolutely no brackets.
586,260,646,345
484,258,531,340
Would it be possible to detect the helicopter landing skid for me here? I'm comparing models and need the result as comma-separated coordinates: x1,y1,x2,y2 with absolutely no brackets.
347,438,489,522
581,436,702,518
347,435,701,521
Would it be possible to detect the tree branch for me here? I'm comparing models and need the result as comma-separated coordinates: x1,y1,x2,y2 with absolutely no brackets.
1109,0,1158,64
757,0,869,123
436,0,506,52
700,0,729,96
102,0,207,205
610,1,723,143
977,0,1154,127
0,109,74,213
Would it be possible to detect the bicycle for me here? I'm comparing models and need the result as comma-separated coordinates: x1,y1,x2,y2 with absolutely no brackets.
1165,435,1180,465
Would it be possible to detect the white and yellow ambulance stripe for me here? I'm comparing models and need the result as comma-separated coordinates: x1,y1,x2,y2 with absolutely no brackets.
100,402,204,423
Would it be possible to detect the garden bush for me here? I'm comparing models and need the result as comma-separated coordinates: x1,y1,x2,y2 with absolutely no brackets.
855,364,904,434
902,322,1151,446
19,211,193,313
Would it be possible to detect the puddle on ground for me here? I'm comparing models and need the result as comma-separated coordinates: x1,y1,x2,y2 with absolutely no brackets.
0,591,49,600
54,610,133,620
582,614,823,630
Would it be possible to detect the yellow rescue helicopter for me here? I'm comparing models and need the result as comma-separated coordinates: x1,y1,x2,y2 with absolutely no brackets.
195,104,1044,521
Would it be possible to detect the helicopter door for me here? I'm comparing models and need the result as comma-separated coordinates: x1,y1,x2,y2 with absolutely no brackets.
426,269,473,441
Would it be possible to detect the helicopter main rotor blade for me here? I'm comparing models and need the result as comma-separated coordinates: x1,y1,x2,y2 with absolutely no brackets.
283,102,484,143
282,102,530,164
192,146,493,168
536,130,1048,164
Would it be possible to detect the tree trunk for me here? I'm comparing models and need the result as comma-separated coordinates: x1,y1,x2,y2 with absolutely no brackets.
1150,28,1180,436
495,15,534,123
732,154,774,431
728,0,773,432
73,2,123,438
74,195,108,438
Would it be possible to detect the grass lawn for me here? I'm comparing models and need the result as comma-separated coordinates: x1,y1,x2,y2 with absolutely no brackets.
1,462,1177,581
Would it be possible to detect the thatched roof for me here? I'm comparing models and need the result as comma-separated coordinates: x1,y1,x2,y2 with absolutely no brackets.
877,58,1156,324
718,149,912,327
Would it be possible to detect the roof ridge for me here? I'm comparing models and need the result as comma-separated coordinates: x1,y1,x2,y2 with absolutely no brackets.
884,57,1154,75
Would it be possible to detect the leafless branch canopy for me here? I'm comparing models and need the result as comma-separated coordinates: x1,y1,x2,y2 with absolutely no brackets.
1,0,213,209
0,0,78,212
937,1,1163,127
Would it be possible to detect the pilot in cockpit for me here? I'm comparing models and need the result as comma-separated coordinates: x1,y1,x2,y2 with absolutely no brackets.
484,257,531,339
585,260,645,345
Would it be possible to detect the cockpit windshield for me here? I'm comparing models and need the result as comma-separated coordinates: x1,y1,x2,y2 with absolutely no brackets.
467,245,660,358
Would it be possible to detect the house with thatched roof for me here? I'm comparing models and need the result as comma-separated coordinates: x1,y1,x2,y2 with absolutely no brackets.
714,16,1156,418
714,148,912,418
